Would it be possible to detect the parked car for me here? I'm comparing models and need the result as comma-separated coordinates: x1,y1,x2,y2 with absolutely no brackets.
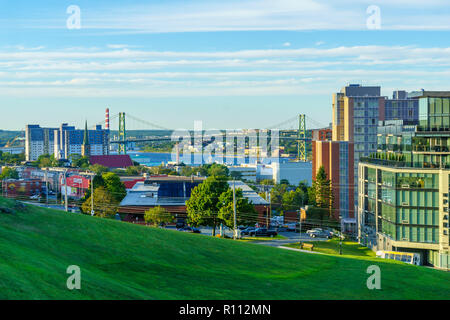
30,194,41,200
307,228,332,239
248,228,278,238
177,226,201,234
286,223,298,232
241,227,256,236
176,220,186,229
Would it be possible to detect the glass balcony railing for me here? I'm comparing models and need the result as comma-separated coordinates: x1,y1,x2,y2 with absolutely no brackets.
417,125,450,133
360,157,450,169
413,145,450,152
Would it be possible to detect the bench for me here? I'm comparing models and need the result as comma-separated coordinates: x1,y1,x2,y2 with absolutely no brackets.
301,243,314,251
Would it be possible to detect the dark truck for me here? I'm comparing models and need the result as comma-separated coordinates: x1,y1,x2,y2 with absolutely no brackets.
248,228,278,238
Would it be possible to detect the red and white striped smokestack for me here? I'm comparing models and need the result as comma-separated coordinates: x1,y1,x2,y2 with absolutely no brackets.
105,108,110,130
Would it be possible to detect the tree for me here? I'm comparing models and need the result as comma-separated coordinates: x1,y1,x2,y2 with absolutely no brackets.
281,187,306,212
186,176,229,236
260,179,275,185
0,167,19,180
205,163,229,177
308,166,333,217
81,187,118,218
144,206,173,226
229,171,243,180
306,206,329,227
36,154,60,168
270,183,288,208
0,152,24,165
150,165,178,176
102,172,127,202
297,180,309,204
80,173,106,202
218,188,256,228
125,165,145,176
89,164,109,175
71,154,90,168
180,166,207,177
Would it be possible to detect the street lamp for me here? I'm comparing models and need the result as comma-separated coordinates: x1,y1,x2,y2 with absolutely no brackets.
339,215,343,255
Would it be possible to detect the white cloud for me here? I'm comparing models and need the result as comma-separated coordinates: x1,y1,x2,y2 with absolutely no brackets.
10,0,450,32
1,44,450,98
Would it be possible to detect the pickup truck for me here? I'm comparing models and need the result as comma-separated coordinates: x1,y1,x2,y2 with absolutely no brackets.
248,228,278,238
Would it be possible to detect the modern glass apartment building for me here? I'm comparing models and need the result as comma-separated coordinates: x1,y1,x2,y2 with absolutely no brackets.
358,91,450,269
314,84,419,233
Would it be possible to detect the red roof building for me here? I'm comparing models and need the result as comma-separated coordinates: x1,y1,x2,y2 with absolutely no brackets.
90,155,134,169
122,178,145,190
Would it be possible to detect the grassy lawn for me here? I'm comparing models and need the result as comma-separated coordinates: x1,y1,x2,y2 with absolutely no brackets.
0,197,449,300
284,239,377,259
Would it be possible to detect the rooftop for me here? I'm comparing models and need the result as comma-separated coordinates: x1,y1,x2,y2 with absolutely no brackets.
119,179,269,208
90,155,134,168
144,175,206,183
409,90,450,98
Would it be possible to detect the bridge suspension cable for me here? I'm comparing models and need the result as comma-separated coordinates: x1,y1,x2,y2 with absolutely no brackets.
126,113,171,131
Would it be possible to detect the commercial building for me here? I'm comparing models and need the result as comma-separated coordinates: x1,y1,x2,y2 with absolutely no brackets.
358,91,450,269
313,84,419,233
25,123,109,161
2,179,43,198
119,176,269,224
227,161,312,186
59,174,91,199
271,161,312,186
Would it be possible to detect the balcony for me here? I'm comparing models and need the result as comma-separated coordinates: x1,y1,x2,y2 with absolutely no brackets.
360,157,450,169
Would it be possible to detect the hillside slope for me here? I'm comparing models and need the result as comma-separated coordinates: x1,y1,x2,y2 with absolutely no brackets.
0,197,448,300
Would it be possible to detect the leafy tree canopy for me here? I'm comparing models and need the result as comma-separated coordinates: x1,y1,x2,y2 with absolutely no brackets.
81,186,118,218
144,206,173,226
186,176,229,235
0,167,19,180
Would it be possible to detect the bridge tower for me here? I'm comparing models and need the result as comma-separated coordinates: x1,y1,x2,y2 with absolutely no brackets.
297,114,307,161
118,112,127,155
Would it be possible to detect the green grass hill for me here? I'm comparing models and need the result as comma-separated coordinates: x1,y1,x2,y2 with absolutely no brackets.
0,197,448,300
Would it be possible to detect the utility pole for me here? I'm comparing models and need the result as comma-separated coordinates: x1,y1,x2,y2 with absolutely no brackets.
64,169,68,212
299,209,303,248
268,192,271,228
45,168,49,207
265,190,268,227
90,174,95,216
233,179,237,240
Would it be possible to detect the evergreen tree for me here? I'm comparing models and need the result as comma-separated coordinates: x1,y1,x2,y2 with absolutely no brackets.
309,166,334,218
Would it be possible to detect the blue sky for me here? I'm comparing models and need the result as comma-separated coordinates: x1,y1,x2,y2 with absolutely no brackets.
1,0,450,130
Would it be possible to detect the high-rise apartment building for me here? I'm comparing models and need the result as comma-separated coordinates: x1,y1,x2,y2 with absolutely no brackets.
358,91,450,269
313,84,419,233
25,125,57,161
25,123,109,161
312,140,355,229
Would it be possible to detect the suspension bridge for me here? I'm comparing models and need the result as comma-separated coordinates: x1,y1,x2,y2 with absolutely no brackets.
92,109,330,161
